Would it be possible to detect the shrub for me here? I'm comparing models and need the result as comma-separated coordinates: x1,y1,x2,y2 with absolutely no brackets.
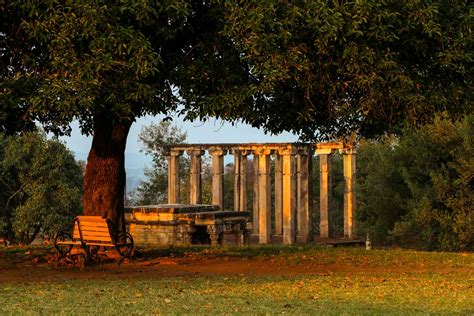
0,130,83,244
357,115,473,251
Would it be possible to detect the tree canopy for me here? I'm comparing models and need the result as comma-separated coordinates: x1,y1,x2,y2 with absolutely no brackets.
1,0,471,226
4,1,471,140
184,1,472,140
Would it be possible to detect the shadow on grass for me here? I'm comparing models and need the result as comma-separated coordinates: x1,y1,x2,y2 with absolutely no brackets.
137,244,328,259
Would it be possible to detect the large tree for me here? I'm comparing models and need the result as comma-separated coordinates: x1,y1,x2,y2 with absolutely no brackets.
2,1,245,230
2,1,471,229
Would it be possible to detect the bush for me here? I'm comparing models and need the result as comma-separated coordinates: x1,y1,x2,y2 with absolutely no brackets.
357,114,473,251
0,130,83,244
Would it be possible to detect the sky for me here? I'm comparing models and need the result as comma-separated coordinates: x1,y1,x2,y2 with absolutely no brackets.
60,114,298,170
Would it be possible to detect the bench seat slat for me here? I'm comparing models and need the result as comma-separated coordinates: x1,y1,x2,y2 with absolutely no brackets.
77,228,110,234
76,216,108,221
80,235,113,242
74,234,112,241
74,231,111,237
77,230,112,236
79,224,109,229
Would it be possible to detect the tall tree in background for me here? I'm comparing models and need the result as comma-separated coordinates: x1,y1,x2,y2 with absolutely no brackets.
2,1,471,230
131,121,187,205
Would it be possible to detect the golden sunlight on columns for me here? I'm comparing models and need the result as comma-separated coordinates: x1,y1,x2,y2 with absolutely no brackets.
281,146,297,244
342,148,357,238
316,148,333,238
256,148,273,244
274,152,283,236
252,153,259,234
187,149,204,204
209,148,227,210
167,150,182,204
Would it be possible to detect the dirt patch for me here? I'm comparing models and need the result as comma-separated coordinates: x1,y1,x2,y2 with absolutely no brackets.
0,250,470,284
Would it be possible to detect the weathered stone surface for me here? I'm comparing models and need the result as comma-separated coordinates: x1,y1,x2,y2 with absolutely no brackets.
297,151,312,242
167,150,182,204
280,147,297,244
318,153,333,238
252,154,259,234
187,150,205,204
274,153,283,236
127,204,249,247
342,148,357,237
209,149,227,211
256,149,272,244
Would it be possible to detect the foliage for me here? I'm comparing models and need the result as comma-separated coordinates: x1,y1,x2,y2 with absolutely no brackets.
357,114,474,250
3,0,471,139
1,1,244,135
180,1,472,140
130,121,187,205
0,130,83,244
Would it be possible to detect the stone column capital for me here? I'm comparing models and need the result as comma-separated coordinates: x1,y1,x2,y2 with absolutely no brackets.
186,149,205,156
168,150,184,157
231,148,252,156
340,148,357,155
254,148,274,156
208,148,228,156
315,148,334,155
278,147,298,156
164,149,183,157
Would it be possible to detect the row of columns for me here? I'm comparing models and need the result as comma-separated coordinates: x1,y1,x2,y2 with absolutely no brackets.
166,144,357,244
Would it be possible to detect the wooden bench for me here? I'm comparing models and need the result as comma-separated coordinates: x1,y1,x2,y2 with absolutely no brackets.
54,216,134,269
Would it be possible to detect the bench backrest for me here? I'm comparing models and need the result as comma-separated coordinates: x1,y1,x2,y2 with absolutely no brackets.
73,216,114,244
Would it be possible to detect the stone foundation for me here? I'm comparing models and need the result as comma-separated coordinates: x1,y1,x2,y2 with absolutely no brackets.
126,204,250,247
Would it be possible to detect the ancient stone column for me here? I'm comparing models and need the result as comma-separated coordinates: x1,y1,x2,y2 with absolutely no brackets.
316,148,333,238
232,149,249,212
274,152,283,236
187,149,205,204
342,148,357,238
209,148,227,211
252,153,259,234
297,148,312,243
280,146,297,244
167,150,182,204
255,148,273,244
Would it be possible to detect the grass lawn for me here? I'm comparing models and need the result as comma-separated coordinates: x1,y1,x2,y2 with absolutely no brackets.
1,245,473,315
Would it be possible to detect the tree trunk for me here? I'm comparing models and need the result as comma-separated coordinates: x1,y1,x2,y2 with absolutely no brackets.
83,112,132,232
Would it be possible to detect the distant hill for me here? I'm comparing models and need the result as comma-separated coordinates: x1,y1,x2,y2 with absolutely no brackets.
126,168,146,192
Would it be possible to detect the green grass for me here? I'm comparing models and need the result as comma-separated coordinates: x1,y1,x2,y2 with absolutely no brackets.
140,244,474,268
1,246,473,315
2,273,473,314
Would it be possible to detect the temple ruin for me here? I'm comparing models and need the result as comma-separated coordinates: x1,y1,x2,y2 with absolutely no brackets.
160,142,357,244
